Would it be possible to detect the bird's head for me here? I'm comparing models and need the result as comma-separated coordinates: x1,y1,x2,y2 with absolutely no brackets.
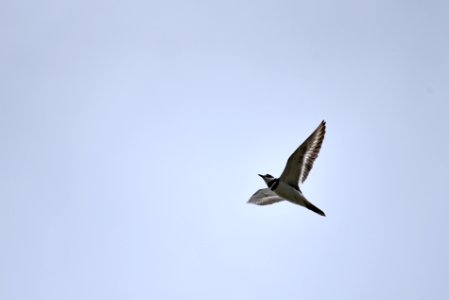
258,174,275,185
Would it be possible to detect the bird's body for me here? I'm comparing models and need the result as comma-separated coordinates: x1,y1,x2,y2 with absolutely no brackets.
248,120,327,216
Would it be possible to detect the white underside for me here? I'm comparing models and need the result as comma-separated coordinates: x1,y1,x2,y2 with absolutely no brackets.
248,181,308,207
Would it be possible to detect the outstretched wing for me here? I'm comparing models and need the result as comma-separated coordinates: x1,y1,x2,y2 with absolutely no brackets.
279,120,326,188
248,188,284,205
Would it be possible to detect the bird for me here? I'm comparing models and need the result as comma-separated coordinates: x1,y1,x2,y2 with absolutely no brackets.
248,120,326,216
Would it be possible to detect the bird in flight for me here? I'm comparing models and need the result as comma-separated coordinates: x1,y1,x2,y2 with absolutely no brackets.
248,120,327,216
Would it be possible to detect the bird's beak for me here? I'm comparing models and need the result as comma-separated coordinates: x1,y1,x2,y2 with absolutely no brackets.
258,174,263,178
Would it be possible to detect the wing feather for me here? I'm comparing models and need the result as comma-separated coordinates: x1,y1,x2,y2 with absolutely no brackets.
248,188,284,205
279,120,326,187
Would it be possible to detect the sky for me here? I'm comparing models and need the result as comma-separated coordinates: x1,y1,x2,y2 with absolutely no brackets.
1,0,449,299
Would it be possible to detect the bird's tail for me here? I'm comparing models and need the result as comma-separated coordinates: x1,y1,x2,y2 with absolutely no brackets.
304,200,326,216
289,193,326,216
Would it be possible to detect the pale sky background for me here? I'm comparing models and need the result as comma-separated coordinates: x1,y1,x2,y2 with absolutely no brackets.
1,0,449,299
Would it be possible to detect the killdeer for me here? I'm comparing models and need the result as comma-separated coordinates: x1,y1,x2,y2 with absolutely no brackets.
248,120,326,216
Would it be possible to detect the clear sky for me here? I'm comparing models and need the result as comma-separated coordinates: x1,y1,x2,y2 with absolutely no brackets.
1,0,449,299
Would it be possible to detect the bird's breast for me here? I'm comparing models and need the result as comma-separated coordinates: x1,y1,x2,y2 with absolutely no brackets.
273,181,301,200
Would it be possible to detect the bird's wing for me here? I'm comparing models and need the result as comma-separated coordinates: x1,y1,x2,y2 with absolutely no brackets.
279,120,326,188
247,188,284,205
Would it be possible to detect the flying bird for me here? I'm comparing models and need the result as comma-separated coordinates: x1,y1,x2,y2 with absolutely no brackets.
248,120,326,216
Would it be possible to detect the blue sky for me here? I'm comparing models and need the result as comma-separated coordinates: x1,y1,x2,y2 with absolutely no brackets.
1,0,449,299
